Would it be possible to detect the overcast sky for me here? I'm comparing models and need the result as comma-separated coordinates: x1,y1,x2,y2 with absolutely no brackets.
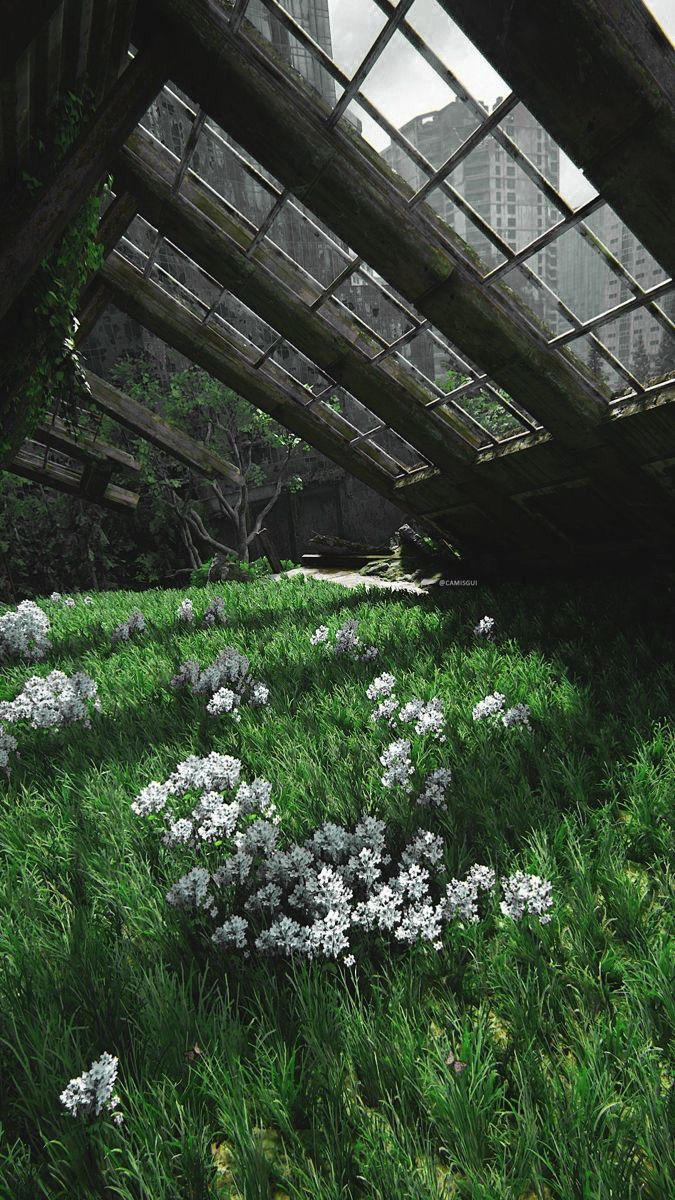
327,0,675,207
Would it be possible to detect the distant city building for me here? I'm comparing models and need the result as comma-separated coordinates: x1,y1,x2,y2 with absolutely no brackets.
557,206,671,382
383,98,561,350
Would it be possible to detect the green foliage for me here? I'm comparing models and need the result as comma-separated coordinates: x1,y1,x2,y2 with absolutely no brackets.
189,555,298,586
0,577,672,1197
1,91,107,463
435,369,524,440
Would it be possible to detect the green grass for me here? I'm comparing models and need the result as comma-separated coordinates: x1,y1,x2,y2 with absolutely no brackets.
0,576,673,1199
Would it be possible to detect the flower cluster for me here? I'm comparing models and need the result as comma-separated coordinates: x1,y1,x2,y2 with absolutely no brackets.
473,615,496,640
0,725,18,770
0,670,100,730
380,739,414,791
111,609,146,644
0,600,51,663
310,618,378,663
59,1052,122,1123
49,593,93,607
416,767,452,811
500,871,553,923
134,754,555,961
472,692,532,729
201,596,227,628
171,646,268,718
368,674,446,742
177,598,194,625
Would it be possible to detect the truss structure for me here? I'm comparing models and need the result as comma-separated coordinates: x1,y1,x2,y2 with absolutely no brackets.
1,0,673,574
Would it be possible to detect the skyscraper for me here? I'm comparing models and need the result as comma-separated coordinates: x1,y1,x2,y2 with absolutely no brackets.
383,98,561,338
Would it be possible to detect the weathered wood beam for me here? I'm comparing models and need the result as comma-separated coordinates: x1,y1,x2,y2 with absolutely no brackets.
135,0,608,449
33,414,141,471
135,0,675,541
0,0,62,77
0,40,165,324
84,369,244,488
98,252,457,532
8,447,139,511
116,127,570,558
436,0,675,279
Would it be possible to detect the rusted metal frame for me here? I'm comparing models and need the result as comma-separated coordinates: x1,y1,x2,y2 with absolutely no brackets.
549,281,675,349
0,39,166,323
229,0,250,35
410,94,519,209
327,0,417,129
246,187,291,256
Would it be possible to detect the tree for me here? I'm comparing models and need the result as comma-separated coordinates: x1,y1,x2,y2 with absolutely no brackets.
587,342,608,388
112,356,312,568
632,333,652,385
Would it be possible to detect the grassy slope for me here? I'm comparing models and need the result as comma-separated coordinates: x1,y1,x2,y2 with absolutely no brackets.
0,577,673,1200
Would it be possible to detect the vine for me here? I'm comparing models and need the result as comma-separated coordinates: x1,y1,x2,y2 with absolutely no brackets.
0,90,109,462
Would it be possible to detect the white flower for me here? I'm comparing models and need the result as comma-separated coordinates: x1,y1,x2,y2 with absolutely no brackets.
177,598,195,624
166,866,212,910
248,681,269,707
366,673,396,701
59,1052,120,1119
131,779,172,817
343,954,356,967
472,692,506,722
83,596,93,605
310,625,329,645
206,687,241,718
64,598,76,609
502,703,532,729
500,872,553,924
416,767,452,810
0,725,18,769
201,596,227,628
49,592,62,602
0,670,98,730
398,697,445,740
212,916,249,949
473,615,495,640
379,739,414,790
0,600,51,663
111,609,145,643
371,696,399,724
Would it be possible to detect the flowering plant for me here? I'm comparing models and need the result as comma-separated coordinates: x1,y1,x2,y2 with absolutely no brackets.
111,609,146,644
170,646,269,718
473,615,496,640
472,692,532,729
59,1052,122,1123
0,725,18,770
132,756,553,963
310,618,378,662
0,670,100,729
0,600,51,663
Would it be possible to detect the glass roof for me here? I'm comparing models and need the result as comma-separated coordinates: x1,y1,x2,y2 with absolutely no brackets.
110,0,673,492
